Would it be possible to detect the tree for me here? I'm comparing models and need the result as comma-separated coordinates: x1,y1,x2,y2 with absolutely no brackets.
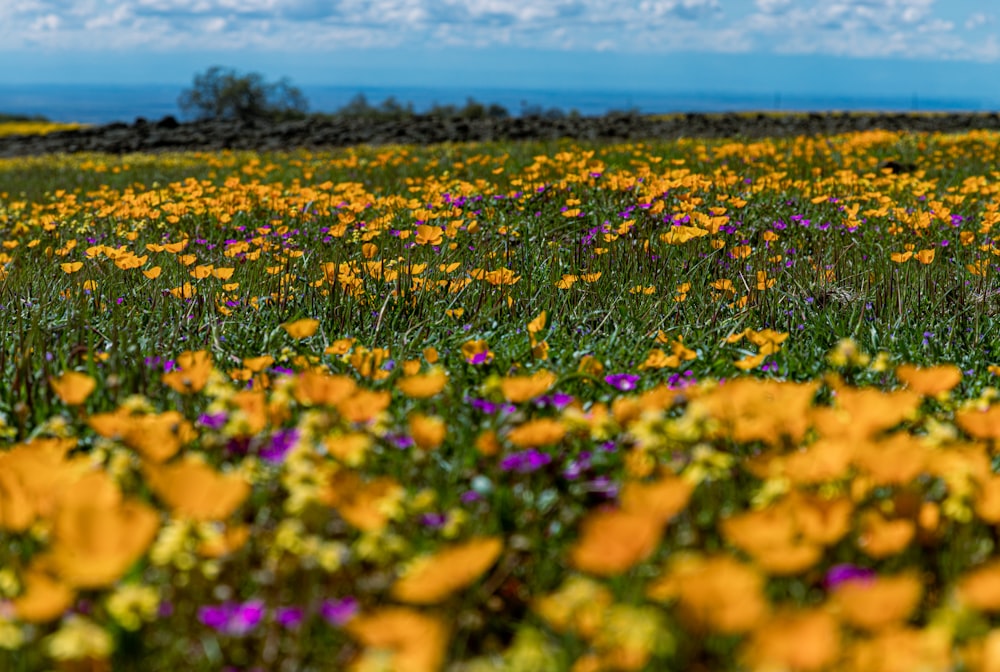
178,67,308,122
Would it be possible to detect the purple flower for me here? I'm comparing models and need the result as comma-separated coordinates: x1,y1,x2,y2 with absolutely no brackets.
605,373,640,391
197,411,228,430
825,564,876,590
563,452,591,480
536,392,574,409
198,600,265,636
275,606,304,630
320,597,358,627
389,434,415,449
260,428,299,463
469,397,500,414
500,449,552,473
585,476,618,499
419,513,448,528
468,351,491,365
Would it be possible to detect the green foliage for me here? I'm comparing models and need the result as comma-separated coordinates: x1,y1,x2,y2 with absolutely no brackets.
178,66,308,122
0,113,49,123
328,94,511,121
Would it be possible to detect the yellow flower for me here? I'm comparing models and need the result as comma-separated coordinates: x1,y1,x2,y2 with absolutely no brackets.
591,604,674,669
45,614,113,661
105,583,160,631
0,618,23,650
534,575,613,637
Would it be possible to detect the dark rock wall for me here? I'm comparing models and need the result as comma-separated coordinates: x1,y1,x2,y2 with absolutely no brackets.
3,112,1000,157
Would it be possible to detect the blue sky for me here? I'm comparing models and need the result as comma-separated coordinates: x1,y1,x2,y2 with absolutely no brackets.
2,0,1000,101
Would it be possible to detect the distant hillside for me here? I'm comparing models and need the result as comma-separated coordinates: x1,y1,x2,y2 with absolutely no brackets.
0,113,49,123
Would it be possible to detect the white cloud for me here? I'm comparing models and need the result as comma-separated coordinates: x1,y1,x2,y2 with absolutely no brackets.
966,12,993,30
0,0,997,62
737,0,1000,60
755,0,792,14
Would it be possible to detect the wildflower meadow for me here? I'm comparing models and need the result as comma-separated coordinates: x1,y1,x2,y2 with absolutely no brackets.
4,124,1000,671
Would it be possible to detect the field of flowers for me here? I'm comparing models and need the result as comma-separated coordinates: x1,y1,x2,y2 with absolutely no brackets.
0,120,87,137
3,127,1000,671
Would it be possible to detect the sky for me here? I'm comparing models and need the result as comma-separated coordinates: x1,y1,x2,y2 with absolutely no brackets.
2,0,1000,103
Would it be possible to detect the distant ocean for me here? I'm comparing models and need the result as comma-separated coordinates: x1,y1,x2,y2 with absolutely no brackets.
0,84,995,125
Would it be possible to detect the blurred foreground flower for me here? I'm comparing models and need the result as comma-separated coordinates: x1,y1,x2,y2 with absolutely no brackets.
198,600,264,636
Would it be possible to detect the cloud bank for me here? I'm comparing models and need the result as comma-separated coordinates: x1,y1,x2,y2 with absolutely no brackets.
2,0,997,61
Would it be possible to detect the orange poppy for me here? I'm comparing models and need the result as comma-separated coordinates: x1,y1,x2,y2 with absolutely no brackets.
647,554,767,634
123,411,196,463
500,370,557,403
857,510,915,559
333,476,403,532
391,537,503,604
895,363,962,396
697,378,819,446
293,370,357,406
957,561,1000,612
43,488,159,589
781,438,855,484
282,318,319,339
396,370,448,398
338,390,391,424
11,570,75,623
569,509,661,576
197,524,251,559
975,475,1000,523
618,474,694,524
844,626,952,672
506,418,566,448
742,609,840,671
832,572,923,631
50,372,96,405
789,491,854,546
824,388,921,440
956,404,1000,440
323,433,372,466
143,456,250,521
347,607,448,672
0,468,34,532
408,414,446,450
853,433,928,486
162,350,213,394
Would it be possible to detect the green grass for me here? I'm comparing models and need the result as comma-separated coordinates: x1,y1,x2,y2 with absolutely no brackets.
0,130,1000,670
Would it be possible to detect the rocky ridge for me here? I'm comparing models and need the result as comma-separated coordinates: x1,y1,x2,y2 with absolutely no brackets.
3,111,1000,157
